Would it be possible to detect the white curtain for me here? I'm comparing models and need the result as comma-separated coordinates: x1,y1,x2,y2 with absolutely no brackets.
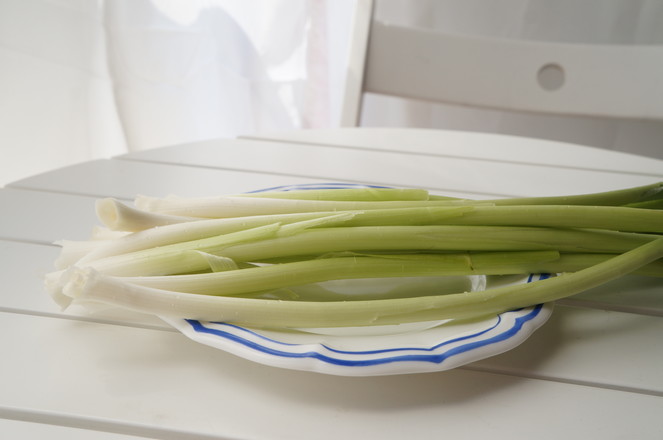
3,0,662,187
0,0,355,186
1,0,124,186
363,0,663,159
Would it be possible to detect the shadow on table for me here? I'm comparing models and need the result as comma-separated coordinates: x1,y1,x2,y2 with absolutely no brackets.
89,299,656,415
189,319,571,411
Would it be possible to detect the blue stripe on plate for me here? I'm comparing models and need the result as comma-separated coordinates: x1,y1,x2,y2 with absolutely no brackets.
197,310,503,356
184,304,544,367
245,183,389,193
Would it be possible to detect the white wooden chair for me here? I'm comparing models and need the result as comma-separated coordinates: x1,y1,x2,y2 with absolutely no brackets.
341,0,663,128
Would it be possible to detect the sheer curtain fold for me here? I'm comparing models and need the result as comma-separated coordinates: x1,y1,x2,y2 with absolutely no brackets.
104,0,313,151
1,0,353,186
103,0,353,150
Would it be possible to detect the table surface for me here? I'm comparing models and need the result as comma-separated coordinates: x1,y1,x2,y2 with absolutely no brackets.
2,127,662,439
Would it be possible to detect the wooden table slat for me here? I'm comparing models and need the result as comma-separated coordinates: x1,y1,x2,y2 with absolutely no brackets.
2,129,661,439
2,311,663,440
3,239,662,395
246,128,663,177
117,137,663,199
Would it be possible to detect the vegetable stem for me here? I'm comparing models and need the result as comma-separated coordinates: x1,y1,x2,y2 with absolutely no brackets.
216,225,656,262
61,238,663,328
47,181,663,331
480,181,663,207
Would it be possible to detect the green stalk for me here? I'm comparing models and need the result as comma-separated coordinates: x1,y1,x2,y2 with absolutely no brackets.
122,251,561,295
134,194,487,218
217,225,657,262
236,187,430,201
625,199,663,209
543,253,663,277
132,181,663,220
100,188,435,231
71,223,283,277
77,224,651,278
72,223,650,277
115,251,663,297
82,202,661,269
72,207,473,274
379,238,663,326
444,204,663,233
62,238,663,327
475,181,663,207
236,251,663,278
77,210,345,264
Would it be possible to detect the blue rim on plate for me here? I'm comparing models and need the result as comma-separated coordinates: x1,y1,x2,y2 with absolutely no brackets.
244,182,392,193
161,183,554,376
163,288,552,376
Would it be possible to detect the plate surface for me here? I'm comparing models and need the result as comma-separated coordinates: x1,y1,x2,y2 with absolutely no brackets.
162,183,554,376
163,278,552,376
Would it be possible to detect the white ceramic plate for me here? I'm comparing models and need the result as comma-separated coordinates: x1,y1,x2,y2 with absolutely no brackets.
163,275,552,376
161,183,554,376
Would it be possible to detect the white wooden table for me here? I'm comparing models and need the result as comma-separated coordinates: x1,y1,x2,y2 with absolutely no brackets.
2,128,662,439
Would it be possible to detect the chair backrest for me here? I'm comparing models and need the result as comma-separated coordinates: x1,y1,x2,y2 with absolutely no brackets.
341,0,663,127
